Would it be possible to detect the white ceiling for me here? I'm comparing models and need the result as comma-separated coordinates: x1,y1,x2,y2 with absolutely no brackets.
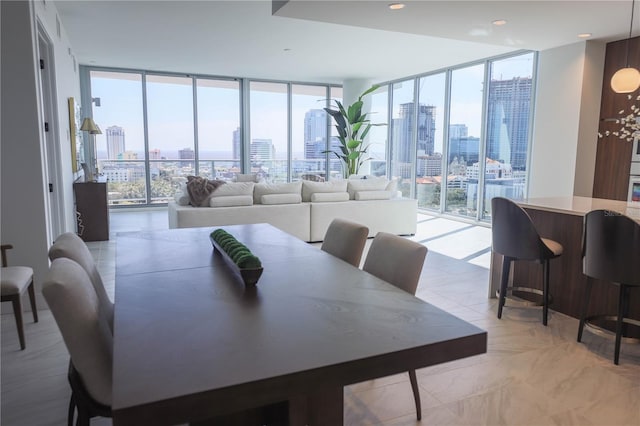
54,0,638,84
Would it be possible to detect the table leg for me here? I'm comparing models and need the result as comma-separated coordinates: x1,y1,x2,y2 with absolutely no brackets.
289,387,344,426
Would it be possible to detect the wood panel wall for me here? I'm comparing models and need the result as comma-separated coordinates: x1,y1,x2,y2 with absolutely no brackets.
592,36,640,200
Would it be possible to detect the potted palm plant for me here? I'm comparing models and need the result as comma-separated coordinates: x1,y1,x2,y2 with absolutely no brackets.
324,85,386,178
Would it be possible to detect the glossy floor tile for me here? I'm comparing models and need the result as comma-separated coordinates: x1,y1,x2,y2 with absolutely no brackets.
2,209,638,425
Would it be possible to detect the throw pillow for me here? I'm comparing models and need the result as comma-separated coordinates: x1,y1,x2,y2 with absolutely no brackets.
354,190,393,201
210,182,254,197
234,173,262,183
186,176,225,207
253,181,302,205
310,192,349,202
261,193,302,205
209,195,253,207
347,178,388,200
301,180,348,202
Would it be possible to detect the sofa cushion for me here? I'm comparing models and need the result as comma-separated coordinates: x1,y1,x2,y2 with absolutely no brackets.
347,177,388,199
302,180,348,202
261,193,302,205
209,195,253,207
354,190,393,201
311,192,350,202
186,176,226,207
386,177,400,193
210,182,254,197
253,181,302,204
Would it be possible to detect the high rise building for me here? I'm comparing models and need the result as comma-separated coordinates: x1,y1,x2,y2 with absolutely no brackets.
448,124,479,165
304,109,328,159
486,77,532,170
178,147,195,160
106,126,125,160
391,103,436,163
149,149,161,160
251,139,274,161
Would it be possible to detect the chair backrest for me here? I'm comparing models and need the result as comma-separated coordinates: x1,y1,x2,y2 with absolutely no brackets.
321,219,369,267
43,257,113,407
583,210,640,286
491,197,553,261
362,232,427,295
48,232,114,333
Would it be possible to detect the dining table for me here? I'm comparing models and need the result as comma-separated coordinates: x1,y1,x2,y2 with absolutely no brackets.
112,223,487,426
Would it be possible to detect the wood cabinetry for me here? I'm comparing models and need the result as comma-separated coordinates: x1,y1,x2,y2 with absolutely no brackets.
74,182,109,241
593,36,639,200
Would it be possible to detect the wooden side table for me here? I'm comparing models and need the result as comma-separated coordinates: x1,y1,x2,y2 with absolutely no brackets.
73,182,109,241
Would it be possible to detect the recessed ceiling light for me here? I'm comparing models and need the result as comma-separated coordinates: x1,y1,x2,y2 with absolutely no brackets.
492,19,507,26
283,48,291,52
578,33,592,38
388,3,405,10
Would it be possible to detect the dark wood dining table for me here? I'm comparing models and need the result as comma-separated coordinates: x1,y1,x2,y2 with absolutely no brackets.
112,224,487,426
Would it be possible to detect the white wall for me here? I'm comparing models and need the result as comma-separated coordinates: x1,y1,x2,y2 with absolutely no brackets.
1,1,80,299
528,41,604,198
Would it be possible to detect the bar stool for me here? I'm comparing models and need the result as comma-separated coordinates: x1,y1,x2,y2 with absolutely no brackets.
491,197,563,325
577,209,640,365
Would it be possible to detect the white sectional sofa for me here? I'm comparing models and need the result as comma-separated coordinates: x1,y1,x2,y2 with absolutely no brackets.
169,178,417,242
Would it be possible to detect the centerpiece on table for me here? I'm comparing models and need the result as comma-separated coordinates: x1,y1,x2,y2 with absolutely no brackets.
210,229,263,286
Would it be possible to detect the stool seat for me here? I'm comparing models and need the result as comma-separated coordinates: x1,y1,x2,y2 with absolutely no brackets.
1,266,34,295
541,238,563,257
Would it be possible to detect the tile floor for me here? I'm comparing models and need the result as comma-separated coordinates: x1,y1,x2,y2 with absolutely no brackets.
2,209,639,426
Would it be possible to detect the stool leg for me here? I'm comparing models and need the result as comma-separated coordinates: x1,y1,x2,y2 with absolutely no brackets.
577,278,593,342
542,259,550,326
497,257,511,319
614,284,629,365
408,369,421,420
28,281,38,323
11,296,25,350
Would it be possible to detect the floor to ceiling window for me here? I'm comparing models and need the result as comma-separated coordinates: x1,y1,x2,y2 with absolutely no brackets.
481,52,534,220
196,78,241,181
381,51,536,221
291,84,328,181
248,82,288,183
416,73,446,209
390,79,416,197
445,64,485,218
146,74,195,204
368,86,389,177
84,67,337,206
89,70,146,206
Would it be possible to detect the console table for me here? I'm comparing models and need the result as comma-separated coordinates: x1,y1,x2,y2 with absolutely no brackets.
73,182,109,241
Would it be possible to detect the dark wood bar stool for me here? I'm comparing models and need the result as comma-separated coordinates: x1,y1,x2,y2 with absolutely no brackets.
491,197,563,325
577,209,640,365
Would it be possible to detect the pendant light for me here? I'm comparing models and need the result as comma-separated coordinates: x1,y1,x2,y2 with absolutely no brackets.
611,0,640,93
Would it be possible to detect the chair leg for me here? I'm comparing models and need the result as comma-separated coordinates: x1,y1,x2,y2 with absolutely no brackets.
68,394,76,426
497,257,511,319
76,404,90,426
614,285,629,365
28,281,38,323
11,296,25,350
408,369,421,420
542,259,550,326
577,278,593,342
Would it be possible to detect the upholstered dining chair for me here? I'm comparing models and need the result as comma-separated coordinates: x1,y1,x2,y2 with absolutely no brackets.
362,232,428,420
48,232,114,333
491,197,563,326
43,257,112,426
321,218,369,267
577,209,640,365
1,244,38,350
